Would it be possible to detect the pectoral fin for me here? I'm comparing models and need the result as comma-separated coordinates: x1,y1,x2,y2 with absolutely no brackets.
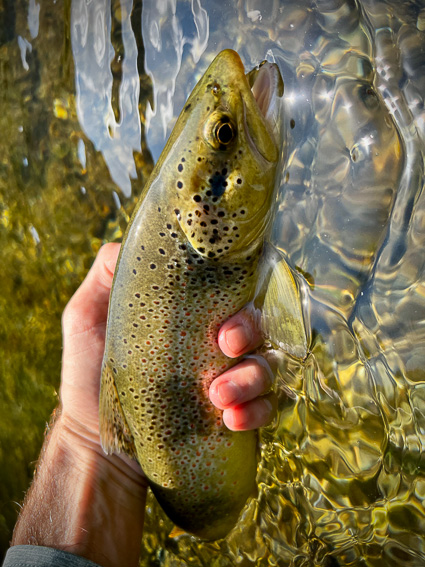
99,364,137,459
256,245,308,359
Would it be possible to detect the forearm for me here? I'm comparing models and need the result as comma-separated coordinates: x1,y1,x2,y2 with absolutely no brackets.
12,411,147,567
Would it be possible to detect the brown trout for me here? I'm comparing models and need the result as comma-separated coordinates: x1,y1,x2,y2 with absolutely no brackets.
100,49,299,540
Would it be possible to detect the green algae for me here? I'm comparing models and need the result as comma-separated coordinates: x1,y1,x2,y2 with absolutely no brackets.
0,0,153,557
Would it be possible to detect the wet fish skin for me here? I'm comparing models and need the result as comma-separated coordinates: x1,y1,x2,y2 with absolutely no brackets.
100,50,282,540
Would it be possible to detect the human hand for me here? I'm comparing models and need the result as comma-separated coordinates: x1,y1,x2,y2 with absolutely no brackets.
12,243,275,567
12,243,146,567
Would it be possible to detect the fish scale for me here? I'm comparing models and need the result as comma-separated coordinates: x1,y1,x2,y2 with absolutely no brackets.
100,49,287,540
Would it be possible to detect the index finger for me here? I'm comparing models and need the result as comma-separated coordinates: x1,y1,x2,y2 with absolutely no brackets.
218,308,263,358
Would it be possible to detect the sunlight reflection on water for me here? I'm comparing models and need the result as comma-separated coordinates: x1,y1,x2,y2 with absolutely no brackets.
71,0,141,197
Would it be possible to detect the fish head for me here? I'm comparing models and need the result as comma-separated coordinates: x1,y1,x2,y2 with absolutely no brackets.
164,49,284,261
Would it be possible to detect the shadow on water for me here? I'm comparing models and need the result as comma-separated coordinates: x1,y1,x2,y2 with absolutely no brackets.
1,1,425,566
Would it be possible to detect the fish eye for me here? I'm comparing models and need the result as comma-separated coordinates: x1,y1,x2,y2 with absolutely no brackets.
214,120,235,146
204,111,237,150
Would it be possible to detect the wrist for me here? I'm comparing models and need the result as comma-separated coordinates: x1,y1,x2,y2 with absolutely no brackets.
12,410,147,567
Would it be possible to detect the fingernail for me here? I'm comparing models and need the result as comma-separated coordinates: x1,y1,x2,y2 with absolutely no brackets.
225,323,252,355
218,380,241,406
262,398,273,413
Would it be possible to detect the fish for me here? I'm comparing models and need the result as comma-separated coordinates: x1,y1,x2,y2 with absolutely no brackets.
99,49,306,540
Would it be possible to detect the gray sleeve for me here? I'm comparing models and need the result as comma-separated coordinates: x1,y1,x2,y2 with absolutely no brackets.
2,546,103,567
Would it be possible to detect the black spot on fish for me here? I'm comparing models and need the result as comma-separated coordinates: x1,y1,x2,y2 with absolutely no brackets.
237,178,242,184
178,163,183,172
159,248,165,255
177,181,183,189
193,195,201,203
290,118,295,129
150,263,156,269
184,103,191,112
209,172,227,197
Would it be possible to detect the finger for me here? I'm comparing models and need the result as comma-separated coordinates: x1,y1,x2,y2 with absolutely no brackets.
222,392,277,431
62,243,120,339
209,356,272,410
218,308,262,358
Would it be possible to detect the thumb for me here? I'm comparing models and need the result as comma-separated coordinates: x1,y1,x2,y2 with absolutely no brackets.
62,243,121,342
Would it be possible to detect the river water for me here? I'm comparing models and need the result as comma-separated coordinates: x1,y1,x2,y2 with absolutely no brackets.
1,1,425,566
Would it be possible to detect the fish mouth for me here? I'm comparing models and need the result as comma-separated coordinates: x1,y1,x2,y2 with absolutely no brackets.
247,60,284,139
